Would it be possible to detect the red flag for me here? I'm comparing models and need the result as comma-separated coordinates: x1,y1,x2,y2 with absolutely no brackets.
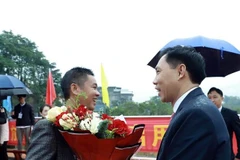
45,70,56,106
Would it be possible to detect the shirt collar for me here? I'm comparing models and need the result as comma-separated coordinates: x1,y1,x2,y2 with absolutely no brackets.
218,106,222,112
173,87,198,113
20,103,26,107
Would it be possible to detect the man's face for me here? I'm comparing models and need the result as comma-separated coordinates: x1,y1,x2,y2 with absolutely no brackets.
153,55,179,103
18,96,25,104
74,75,100,110
208,91,223,108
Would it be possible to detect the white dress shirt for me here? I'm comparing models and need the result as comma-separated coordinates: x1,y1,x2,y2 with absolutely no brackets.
173,87,198,113
218,106,223,112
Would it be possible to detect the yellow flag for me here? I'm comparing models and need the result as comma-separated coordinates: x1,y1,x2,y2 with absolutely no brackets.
101,64,110,107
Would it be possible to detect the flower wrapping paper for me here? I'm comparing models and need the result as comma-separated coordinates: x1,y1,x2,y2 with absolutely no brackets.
58,124,145,160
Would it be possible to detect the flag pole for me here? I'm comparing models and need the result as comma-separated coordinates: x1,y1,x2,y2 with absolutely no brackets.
101,63,110,108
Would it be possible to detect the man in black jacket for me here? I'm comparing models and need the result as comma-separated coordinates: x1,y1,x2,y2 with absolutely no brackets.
208,87,240,160
11,94,35,151
0,96,8,160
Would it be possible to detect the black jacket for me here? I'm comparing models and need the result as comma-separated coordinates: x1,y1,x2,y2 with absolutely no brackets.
0,107,7,124
157,88,231,160
11,103,35,126
221,107,240,159
26,120,76,160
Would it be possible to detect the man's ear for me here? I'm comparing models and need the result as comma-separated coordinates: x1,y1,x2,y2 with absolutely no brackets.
177,64,187,80
70,83,80,95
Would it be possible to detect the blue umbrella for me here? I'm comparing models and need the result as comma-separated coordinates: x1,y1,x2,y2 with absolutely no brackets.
0,75,27,89
148,36,240,77
0,75,33,96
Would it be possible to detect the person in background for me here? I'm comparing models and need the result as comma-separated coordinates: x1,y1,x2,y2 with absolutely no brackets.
0,96,9,160
208,87,240,160
39,105,51,119
152,45,231,160
11,94,35,151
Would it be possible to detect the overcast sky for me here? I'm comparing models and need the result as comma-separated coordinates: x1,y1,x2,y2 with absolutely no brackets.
1,0,240,102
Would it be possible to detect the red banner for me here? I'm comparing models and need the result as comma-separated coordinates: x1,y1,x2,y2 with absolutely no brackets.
9,120,22,145
125,116,170,152
8,116,237,153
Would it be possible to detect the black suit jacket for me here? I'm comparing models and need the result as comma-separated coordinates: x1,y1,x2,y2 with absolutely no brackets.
221,107,240,159
26,119,77,160
157,88,231,160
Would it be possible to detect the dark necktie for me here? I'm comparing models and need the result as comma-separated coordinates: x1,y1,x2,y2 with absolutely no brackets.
170,112,175,121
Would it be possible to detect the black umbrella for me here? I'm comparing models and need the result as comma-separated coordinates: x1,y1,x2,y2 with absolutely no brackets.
148,36,240,77
0,87,33,96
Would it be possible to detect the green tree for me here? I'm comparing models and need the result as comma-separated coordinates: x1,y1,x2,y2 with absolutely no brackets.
110,101,140,116
138,96,172,115
0,30,62,114
109,96,172,116
224,95,240,113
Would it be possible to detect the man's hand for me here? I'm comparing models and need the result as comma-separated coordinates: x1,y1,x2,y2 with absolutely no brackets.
234,158,240,160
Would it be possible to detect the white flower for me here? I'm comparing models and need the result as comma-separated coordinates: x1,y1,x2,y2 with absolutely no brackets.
92,112,100,118
79,118,91,130
59,113,78,130
78,112,102,134
114,114,127,124
61,106,67,112
89,116,102,134
46,106,65,122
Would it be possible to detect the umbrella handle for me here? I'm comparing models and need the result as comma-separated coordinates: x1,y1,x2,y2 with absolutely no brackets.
220,47,224,59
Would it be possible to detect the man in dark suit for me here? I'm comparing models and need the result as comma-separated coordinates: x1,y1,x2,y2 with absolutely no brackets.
152,46,231,160
26,67,100,160
208,87,240,160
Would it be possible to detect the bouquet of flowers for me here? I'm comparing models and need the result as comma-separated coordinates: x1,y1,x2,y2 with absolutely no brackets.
46,94,145,160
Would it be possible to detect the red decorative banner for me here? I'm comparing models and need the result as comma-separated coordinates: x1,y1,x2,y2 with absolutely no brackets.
9,120,22,146
8,116,237,154
125,116,170,153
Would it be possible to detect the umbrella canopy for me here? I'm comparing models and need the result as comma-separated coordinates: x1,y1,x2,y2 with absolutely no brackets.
148,36,240,77
0,75,27,89
0,75,33,96
0,88,32,96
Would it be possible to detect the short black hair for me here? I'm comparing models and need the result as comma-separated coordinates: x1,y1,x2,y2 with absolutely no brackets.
39,105,51,113
207,87,223,97
17,94,27,98
61,67,94,100
158,45,206,84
